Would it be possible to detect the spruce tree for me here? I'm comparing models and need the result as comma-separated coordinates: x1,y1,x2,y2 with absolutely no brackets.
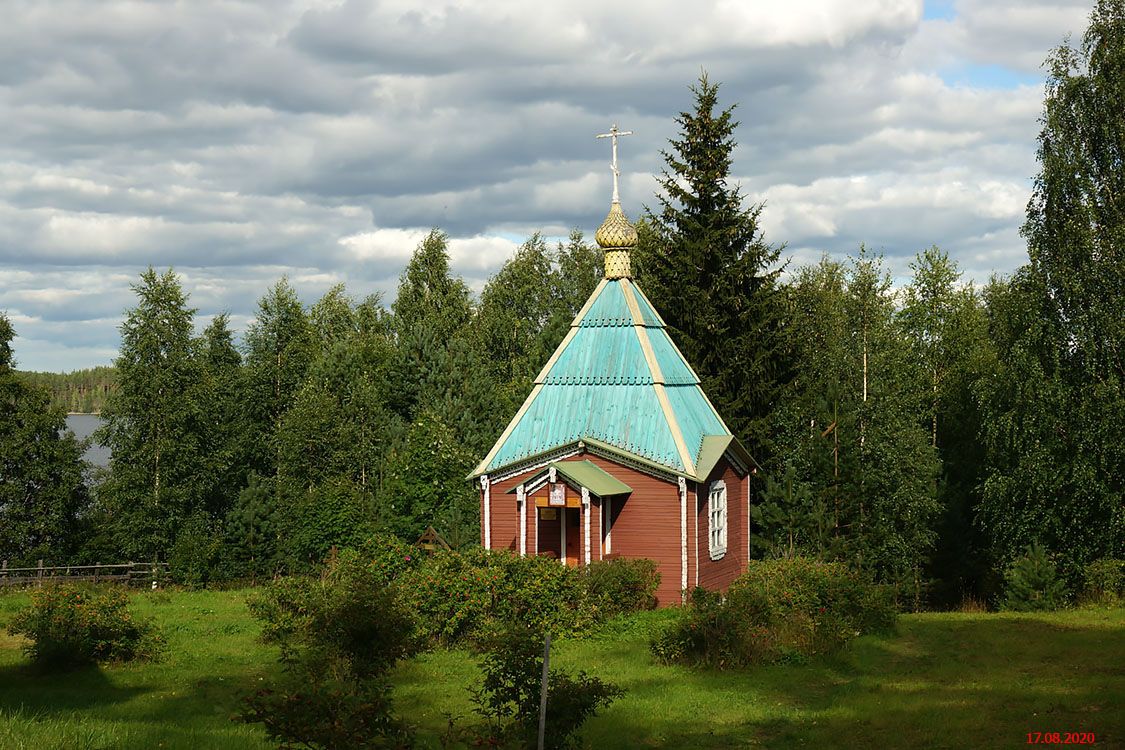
636,73,789,465
391,230,473,418
0,313,89,564
391,229,501,458
197,313,245,519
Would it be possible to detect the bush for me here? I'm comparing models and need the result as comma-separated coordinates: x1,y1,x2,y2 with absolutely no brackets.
398,549,592,645
581,557,660,617
651,558,897,669
1081,558,1124,605
7,585,164,670
469,622,623,750
238,550,416,748
356,533,421,584
1002,543,1068,612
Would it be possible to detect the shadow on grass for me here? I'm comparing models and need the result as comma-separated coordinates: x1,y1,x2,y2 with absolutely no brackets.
571,614,1125,750
0,661,149,715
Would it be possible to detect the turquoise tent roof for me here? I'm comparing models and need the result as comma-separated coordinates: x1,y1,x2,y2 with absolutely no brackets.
472,277,743,480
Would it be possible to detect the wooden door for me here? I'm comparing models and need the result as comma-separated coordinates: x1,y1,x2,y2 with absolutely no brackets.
564,508,581,567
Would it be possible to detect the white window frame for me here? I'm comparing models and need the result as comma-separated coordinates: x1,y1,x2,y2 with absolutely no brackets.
708,479,727,560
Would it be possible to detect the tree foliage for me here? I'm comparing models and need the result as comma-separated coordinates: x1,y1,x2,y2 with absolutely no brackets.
17,367,115,414
768,251,939,606
0,313,89,565
636,73,789,465
96,269,207,560
978,0,1125,584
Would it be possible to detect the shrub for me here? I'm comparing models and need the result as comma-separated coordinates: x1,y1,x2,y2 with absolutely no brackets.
581,557,660,616
651,558,896,669
1081,558,1124,605
356,533,421,584
7,585,164,670
345,542,664,647
469,622,623,750
398,549,591,645
1002,543,1068,612
489,552,591,633
238,549,416,748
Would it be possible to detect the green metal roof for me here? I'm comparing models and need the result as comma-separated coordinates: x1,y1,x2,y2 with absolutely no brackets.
506,460,633,497
472,277,748,480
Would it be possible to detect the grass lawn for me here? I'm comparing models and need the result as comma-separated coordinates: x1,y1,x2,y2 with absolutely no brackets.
0,588,1122,749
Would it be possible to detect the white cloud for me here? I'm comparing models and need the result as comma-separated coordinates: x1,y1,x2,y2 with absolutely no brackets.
0,0,1094,370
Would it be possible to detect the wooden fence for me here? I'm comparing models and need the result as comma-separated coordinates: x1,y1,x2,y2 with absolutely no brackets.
0,560,169,588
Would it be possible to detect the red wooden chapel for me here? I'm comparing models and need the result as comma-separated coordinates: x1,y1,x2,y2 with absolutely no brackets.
470,126,757,605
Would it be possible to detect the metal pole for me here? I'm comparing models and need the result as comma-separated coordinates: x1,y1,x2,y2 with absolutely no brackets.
537,632,551,750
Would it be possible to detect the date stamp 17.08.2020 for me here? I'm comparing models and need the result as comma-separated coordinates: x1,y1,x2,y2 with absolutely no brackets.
1026,732,1097,745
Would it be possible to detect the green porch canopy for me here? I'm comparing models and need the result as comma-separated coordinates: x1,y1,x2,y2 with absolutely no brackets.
505,460,633,498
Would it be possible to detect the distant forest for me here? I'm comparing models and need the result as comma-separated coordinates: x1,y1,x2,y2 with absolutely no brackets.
18,367,116,414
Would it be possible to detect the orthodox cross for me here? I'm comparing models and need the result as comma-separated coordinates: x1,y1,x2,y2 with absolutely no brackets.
596,123,633,204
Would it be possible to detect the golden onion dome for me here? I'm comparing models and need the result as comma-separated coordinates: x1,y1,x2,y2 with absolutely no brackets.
594,201,638,249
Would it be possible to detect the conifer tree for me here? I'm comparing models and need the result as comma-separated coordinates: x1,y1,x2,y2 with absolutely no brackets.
380,411,478,544
197,313,245,518
0,313,88,564
636,73,789,465
391,229,474,421
390,229,502,459
392,229,473,347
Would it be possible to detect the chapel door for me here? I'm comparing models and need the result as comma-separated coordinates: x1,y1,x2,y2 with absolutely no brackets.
564,508,581,567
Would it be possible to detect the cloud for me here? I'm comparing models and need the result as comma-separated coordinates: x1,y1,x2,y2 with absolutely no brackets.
0,0,1093,370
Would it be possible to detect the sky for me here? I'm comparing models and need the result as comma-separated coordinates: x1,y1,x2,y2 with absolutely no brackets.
0,0,1095,372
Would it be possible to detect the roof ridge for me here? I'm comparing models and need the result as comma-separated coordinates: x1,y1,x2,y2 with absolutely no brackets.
621,281,696,477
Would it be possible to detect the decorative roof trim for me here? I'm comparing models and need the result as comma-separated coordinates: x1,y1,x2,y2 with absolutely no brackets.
582,437,681,482
504,472,551,495
490,444,583,484
508,459,633,498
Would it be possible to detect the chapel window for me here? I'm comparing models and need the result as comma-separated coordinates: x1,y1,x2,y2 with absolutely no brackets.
709,479,727,560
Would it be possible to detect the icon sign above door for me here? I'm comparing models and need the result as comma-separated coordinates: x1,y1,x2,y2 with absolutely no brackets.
549,483,566,506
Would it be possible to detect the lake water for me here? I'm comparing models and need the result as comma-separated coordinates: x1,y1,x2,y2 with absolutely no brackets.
65,414,110,469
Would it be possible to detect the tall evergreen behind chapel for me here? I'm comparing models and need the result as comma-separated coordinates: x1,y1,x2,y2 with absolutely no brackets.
635,74,790,469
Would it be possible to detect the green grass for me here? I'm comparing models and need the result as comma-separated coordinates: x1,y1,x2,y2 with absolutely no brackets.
0,589,1122,749
0,588,273,749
